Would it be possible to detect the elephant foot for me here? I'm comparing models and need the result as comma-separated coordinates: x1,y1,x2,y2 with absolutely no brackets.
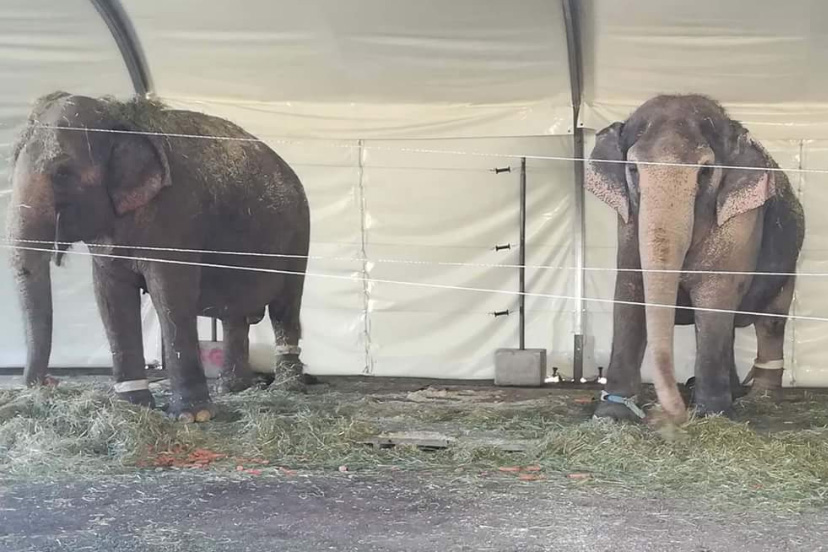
113,380,156,409
693,395,735,419
116,390,156,409
743,366,783,403
217,372,254,394
731,383,749,401
269,354,307,393
165,392,216,424
593,393,646,423
26,375,60,388
687,376,747,405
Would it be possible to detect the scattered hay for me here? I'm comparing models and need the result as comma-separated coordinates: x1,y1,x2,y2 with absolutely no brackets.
3,382,828,511
0,385,205,479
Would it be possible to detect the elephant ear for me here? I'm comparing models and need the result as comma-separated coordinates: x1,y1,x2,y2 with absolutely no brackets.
585,122,630,223
716,126,776,227
106,127,171,215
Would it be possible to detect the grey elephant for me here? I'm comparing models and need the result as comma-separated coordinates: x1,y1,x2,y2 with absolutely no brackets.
586,94,804,424
7,91,311,422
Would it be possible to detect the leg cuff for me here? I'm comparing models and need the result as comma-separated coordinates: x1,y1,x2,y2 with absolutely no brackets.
114,379,149,393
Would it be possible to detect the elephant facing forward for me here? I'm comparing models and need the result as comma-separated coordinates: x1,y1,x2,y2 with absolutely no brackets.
586,94,804,423
7,92,311,422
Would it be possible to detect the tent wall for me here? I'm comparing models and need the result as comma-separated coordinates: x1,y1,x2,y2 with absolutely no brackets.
2,0,828,387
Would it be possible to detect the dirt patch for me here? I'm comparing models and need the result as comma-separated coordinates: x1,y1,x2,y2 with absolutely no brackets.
1,470,827,552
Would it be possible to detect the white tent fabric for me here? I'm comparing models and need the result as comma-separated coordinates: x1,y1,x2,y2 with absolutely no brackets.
124,0,573,139
581,0,828,140
0,0,827,388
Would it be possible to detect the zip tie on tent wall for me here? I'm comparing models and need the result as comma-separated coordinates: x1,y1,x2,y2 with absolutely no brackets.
3,238,820,279
4,243,828,324
23,123,828,176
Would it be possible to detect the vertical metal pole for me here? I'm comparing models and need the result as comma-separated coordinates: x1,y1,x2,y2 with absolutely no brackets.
563,0,585,383
519,158,527,351
160,335,166,371
211,318,218,342
572,130,586,383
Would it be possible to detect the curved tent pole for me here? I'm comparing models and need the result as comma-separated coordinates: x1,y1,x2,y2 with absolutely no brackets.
89,0,154,96
563,0,586,383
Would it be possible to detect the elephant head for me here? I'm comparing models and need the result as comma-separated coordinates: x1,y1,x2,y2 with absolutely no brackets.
7,92,171,386
585,95,776,422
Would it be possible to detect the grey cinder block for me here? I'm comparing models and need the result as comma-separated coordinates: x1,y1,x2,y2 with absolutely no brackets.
494,348,547,387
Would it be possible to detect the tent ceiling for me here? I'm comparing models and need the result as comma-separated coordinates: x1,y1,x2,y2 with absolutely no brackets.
582,0,828,139
117,0,574,138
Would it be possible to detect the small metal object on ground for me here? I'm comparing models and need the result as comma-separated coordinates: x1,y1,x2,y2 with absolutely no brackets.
494,348,547,387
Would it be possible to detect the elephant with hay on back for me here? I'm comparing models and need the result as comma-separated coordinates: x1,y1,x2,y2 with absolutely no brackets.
7,91,312,422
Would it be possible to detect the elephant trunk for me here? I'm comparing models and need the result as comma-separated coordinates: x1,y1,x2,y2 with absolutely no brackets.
638,166,697,423
7,174,56,386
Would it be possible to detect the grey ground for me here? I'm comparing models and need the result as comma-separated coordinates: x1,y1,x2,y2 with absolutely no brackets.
4,374,828,551
1,470,827,552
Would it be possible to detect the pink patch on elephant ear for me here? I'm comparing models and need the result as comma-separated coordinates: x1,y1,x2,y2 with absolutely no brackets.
111,173,168,215
716,171,775,226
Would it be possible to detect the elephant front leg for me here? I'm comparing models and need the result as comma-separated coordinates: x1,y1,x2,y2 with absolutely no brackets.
147,266,213,423
93,262,154,408
690,293,739,417
217,317,254,394
594,271,647,421
594,222,648,422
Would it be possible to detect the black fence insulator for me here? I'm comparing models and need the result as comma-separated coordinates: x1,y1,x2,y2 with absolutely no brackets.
494,244,512,251
491,310,510,318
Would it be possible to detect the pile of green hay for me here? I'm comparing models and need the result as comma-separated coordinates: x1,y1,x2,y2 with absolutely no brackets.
3,383,828,511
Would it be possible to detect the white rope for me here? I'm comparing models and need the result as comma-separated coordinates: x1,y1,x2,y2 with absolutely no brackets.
4,243,826,323
27,123,828,175
3,238,814,278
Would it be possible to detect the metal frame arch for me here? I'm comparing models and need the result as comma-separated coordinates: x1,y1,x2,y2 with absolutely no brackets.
89,0,154,96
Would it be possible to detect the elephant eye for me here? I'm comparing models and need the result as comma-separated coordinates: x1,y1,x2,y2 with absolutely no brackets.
53,165,75,182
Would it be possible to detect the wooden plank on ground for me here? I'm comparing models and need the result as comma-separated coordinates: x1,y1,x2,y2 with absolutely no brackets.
361,431,536,453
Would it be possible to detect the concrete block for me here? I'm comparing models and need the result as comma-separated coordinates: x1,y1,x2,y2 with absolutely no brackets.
494,348,547,387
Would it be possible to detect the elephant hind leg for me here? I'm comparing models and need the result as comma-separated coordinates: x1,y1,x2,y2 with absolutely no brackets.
268,274,312,388
216,316,254,394
745,277,795,403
